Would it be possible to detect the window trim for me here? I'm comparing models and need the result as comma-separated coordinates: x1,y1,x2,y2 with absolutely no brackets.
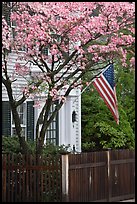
11,103,27,139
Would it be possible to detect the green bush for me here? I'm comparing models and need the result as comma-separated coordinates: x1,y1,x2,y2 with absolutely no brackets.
2,136,21,154
2,135,71,155
42,142,71,155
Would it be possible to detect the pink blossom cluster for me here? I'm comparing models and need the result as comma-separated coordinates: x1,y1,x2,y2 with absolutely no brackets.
2,2,135,104
15,63,30,76
33,100,41,108
130,57,135,69
10,2,134,57
49,88,59,101
2,17,12,51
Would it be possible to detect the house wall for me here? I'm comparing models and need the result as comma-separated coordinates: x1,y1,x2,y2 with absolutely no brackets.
2,52,28,101
2,52,82,151
59,89,81,152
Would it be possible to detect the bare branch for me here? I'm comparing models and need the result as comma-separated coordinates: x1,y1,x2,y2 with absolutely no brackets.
53,50,77,75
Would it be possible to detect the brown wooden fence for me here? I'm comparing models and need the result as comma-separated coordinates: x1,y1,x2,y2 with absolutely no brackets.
2,154,62,202
68,149,135,202
2,149,135,202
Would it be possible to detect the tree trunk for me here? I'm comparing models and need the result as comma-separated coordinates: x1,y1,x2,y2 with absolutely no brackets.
35,100,64,155
10,102,31,154
3,77,30,154
36,123,48,155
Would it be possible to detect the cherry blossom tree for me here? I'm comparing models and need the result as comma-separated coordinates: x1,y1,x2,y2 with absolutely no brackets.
2,2,135,154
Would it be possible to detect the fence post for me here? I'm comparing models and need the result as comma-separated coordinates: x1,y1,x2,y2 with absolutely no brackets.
61,153,69,202
107,149,111,202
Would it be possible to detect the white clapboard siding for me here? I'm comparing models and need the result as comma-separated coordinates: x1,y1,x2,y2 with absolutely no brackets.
2,52,81,151
2,52,29,100
2,52,42,101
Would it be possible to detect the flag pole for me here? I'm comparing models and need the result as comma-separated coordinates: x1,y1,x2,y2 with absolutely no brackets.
72,78,94,104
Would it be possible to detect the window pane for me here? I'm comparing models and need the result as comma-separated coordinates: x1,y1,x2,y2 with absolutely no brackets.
12,128,17,136
12,127,25,136
46,104,58,145
16,104,26,125
12,103,26,137
20,113,23,124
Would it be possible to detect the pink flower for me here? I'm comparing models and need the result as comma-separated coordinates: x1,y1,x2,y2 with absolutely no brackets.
86,82,89,86
33,101,41,108
49,88,58,97
130,57,135,68
2,2,135,108
15,63,30,76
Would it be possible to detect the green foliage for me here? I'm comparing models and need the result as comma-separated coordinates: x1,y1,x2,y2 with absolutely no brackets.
2,136,21,154
82,141,96,152
2,136,71,155
37,141,71,156
115,63,135,133
81,63,135,151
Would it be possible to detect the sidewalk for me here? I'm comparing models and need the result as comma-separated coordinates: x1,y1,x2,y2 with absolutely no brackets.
120,199,135,202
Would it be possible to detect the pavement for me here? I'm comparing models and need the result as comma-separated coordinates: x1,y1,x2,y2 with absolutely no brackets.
120,199,135,202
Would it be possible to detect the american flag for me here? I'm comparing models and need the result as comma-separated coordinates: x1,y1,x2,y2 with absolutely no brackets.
92,64,119,124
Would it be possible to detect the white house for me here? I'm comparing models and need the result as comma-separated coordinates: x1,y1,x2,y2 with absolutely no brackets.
2,52,81,152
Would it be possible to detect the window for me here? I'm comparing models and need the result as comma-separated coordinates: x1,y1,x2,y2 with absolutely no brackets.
11,103,27,137
46,104,59,145
11,101,34,140
41,47,49,56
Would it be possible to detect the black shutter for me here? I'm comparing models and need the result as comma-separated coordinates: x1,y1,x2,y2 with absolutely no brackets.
2,101,11,136
27,101,34,141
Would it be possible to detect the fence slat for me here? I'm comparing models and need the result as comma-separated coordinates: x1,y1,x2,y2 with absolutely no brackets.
7,154,11,202
2,154,7,202
22,155,25,202
33,155,37,202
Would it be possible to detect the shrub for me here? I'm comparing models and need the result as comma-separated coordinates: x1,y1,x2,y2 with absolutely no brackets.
2,136,21,154
2,135,71,155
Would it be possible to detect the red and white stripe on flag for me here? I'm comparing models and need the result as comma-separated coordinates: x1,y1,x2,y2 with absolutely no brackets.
92,66,119,124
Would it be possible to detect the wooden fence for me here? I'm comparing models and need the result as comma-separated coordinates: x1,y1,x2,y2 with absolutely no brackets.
2,154,62,202
2,149,135,202
67,149,135,202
